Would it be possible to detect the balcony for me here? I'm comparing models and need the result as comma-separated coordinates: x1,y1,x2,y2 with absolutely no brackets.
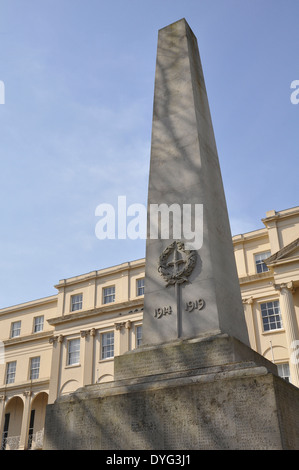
28,429,44,450
1,429,44,450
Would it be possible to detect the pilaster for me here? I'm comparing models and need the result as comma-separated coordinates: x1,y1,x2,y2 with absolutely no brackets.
274,282,299,386
48,335,64,404
242,297,257,351
262,212,281,253
115,321,132,355
0,394,6,444
19,391,32,450
81,328,96,386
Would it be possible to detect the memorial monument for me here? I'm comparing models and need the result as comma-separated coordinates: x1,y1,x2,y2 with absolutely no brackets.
142,17,249,347
43,19,299,450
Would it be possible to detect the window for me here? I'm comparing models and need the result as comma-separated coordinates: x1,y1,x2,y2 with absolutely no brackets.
11,321,21,338
33,315,44,333
255,252,271,273
103,286,115,304
30,357,40,380
1,413,10,450
261,301,283,332
136,325,142,347
137,278,145,296
71,294,83,312
27,410,35,450
67,338,80,365
101,332,114,359
277,363,290,383
6,361,16,384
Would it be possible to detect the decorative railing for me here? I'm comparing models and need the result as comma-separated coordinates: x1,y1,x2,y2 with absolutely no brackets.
3,435,20,450
1,428,44,450
28,429,44,450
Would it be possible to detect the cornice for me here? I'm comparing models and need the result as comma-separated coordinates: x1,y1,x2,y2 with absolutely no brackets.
238,270,273,285
232,228,268,245
48,298,144,326
0,378,50,396
2,330,54,347
54,259,145,290
262,206,299,225
0,295,57,317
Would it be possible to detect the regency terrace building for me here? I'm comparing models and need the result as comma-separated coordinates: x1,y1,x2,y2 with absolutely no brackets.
0,205,299,450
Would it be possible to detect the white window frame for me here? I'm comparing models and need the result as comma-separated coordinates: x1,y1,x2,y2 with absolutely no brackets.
71,294,83,312
67,338,81,365
103,286,115,304
101,332,114,360
136,325,142,348
30,356,40,380
255,251,271,273
11,321,21,338
6,361,16,384
136,278,145,296
277,363,290,383
33,315,44,333
260,300,283,332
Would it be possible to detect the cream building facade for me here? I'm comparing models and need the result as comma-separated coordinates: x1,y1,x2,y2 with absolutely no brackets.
0,206,299,450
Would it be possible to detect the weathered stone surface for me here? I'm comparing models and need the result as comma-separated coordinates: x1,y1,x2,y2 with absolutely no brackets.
43,337,299,450
114,333,277,381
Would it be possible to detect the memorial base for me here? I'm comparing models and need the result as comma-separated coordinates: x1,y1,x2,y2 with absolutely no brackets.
43,334,299,450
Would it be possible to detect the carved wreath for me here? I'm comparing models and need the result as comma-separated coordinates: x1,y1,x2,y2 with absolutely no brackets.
158,241,197,287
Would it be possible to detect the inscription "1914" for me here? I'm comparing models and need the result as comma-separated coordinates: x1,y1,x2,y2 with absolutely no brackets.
154,306,172,319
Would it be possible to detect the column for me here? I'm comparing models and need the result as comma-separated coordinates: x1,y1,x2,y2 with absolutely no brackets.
48,335,64,404
19,391,32,450
81,328,96,386
275,282,299,387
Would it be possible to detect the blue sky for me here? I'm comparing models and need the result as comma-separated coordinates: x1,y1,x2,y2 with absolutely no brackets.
0,0,298,308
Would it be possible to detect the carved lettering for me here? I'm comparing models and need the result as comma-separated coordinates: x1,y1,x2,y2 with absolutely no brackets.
154,306,173,319
185,299,205,312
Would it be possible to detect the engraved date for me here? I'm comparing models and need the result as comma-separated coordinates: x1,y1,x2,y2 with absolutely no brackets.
185,299,205,312
154,306,173,319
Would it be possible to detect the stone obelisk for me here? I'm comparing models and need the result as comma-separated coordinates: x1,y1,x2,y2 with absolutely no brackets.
142,18,249,346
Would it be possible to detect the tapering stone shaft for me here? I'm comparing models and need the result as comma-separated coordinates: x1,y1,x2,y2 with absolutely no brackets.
142,19,249,346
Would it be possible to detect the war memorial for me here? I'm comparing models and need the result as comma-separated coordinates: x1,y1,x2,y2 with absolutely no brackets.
43,19,299,450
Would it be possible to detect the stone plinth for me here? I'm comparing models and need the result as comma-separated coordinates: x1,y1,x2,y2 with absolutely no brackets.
43,335,299,450
114,333,277,381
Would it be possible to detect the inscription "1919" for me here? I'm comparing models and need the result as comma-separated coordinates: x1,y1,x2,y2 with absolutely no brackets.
154,306,172,319
185,299,205,312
